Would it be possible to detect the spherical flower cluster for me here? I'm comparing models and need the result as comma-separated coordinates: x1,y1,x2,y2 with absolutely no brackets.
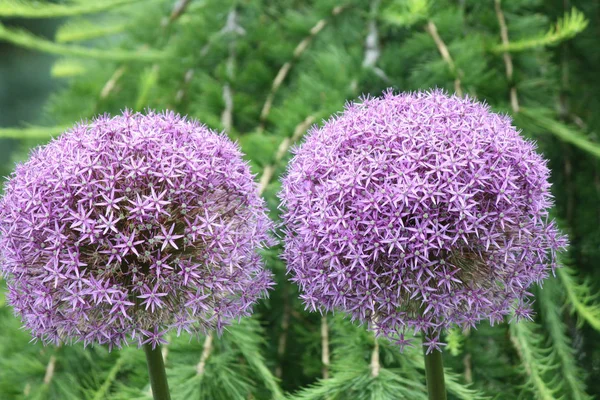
279,90,567,351
0,110,274,349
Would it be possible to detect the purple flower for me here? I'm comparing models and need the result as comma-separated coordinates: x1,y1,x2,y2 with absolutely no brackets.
0,110,274,349
279,90,567,350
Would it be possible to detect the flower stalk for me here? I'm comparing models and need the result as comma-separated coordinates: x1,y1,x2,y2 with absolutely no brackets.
144,343,171,400
422,334,447,400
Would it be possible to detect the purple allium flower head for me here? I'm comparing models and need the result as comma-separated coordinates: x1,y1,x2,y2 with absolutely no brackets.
279,90,567,351
0,110,274,349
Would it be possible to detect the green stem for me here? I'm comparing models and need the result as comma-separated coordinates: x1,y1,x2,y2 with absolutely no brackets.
144,343,171,400
422,334,447,400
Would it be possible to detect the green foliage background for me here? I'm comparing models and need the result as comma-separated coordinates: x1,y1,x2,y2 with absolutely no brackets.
0,0,599,399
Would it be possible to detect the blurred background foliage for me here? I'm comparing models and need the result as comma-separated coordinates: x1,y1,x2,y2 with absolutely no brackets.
0,0,599,399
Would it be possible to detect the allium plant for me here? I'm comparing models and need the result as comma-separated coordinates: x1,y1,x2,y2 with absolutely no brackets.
0,110,274,350
279,90,567,353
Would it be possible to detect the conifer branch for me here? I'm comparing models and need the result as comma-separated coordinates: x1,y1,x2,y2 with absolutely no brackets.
0,125,71,139
258,115,315,195
557,266,600,331
537,280,592,399
51,59,87,78
321,315,330,379
175,8,244,104
227,319,286,399
135,65,161,110
517,108,600,159
136,0,195,107
509,322,559,400
494,0,519,113
424,21,462,96
0,23,164,61
558,5,577,225
492,8,587,53
92,355,126,400
196,334,214,376
258,5,348,127
55,20,128,43
97,0,191,105
0,0,142,18
382,0,430,27
445,328,464,357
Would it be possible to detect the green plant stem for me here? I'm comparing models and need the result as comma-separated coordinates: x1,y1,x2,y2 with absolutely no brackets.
422,334,447,400
144,343,171,400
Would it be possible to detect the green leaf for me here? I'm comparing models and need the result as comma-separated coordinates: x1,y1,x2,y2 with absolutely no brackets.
0,0,142,18
493,8,588,53
0,23,165,62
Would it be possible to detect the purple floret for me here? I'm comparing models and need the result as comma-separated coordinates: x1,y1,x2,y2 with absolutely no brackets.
0,110,274,349
279,90,567,351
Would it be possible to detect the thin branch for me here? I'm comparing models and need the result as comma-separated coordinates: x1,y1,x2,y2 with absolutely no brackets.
494,0,519,112
196,334,214,376
168,0,193,24
362,0,389,81
463,353,473,384
258,5,347,127
425,20,462,96
221,9,241,132
175,69,194,103
258,115,315,195
43,355,57,385
362,0,380,68
370,336,380,378
222,85,234,131
321,315,330,379
99,66,127,99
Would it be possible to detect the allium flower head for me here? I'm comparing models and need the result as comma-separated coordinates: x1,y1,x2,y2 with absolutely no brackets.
279,90,567,350
0,110,273,349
